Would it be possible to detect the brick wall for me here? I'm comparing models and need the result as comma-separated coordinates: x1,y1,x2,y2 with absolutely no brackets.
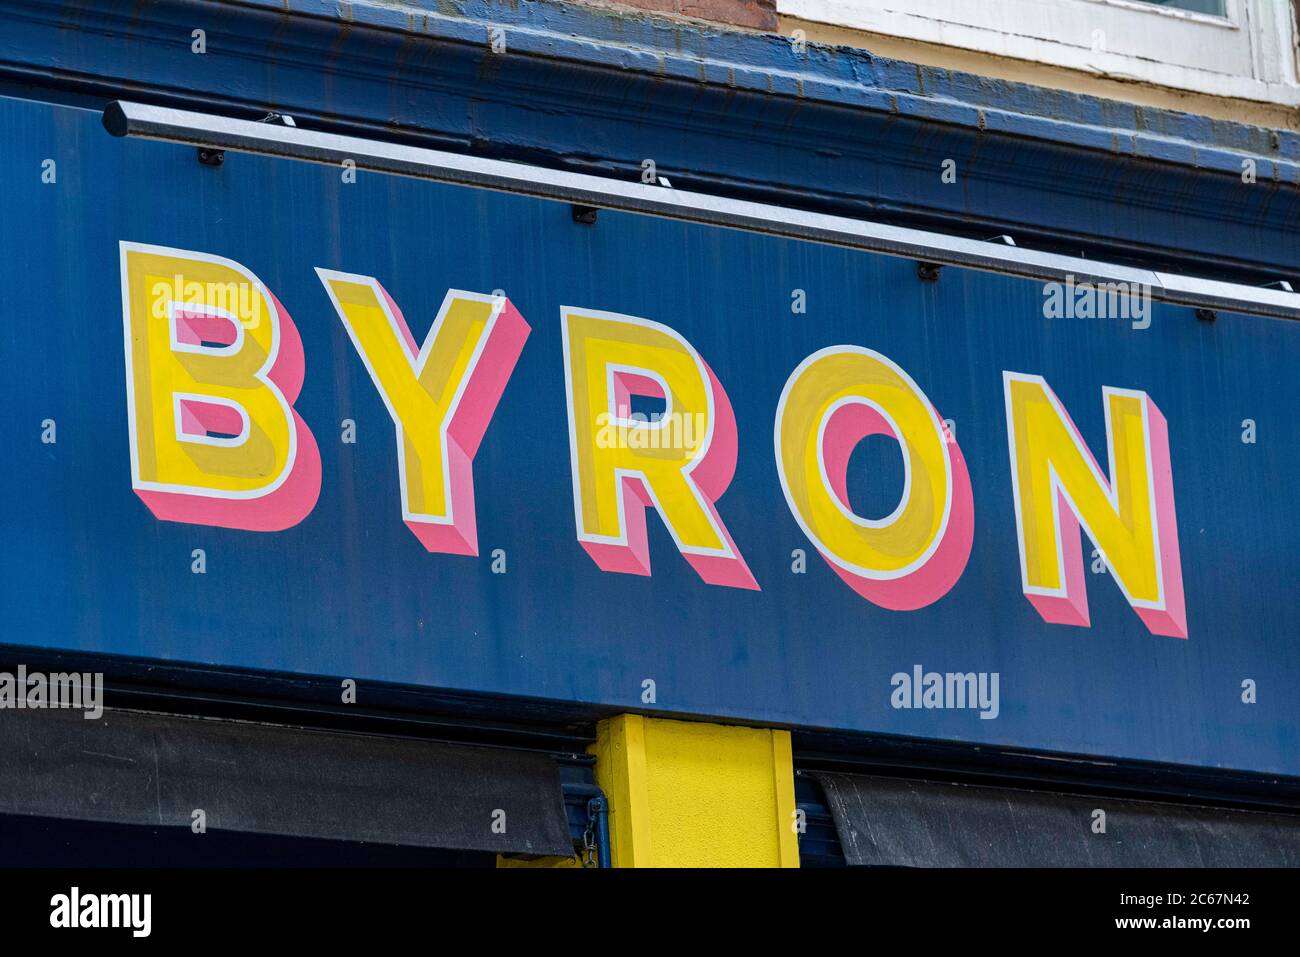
579,0,777,31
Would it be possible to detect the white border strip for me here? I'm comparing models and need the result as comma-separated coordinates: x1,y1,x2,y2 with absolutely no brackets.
103,100,1300,321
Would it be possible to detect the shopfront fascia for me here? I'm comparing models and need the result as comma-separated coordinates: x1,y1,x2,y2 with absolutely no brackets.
1,0,1298,866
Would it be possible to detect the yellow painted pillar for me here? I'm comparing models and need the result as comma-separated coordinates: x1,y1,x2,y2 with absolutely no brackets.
591,714,800,867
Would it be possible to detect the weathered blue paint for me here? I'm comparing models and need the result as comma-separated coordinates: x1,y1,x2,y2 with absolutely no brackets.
2,95,1296,777
1,0,1297,286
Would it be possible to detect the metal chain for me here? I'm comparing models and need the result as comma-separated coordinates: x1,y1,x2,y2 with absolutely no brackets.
581,797,601,868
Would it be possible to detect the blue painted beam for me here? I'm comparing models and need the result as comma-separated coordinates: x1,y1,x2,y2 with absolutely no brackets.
0,0,1295,277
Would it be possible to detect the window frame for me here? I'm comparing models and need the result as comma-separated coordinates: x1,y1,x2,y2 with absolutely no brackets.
777,0,1300,105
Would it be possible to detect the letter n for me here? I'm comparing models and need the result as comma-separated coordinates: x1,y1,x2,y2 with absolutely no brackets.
1003,372,1186,637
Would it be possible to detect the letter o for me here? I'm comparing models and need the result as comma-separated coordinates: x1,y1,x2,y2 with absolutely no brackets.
775,346,973,609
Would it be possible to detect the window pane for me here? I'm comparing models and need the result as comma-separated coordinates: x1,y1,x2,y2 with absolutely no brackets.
1131,0,1227,16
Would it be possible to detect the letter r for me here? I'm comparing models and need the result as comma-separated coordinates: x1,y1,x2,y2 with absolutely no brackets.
562,307,757,590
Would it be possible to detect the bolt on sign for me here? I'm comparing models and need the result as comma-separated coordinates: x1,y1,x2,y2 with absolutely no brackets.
3,96,1297,775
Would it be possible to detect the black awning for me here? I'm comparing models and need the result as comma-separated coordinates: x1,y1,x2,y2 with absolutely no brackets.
0,707,574,857
813,772,1300,867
